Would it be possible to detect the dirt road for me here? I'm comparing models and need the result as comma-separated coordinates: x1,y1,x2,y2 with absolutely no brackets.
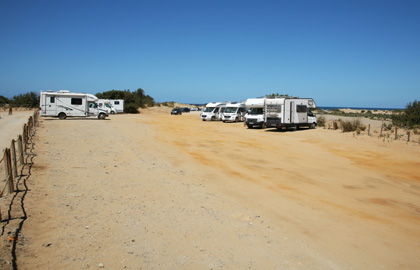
11,112,420,269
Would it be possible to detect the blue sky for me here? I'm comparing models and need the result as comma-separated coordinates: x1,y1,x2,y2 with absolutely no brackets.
0,0,419,108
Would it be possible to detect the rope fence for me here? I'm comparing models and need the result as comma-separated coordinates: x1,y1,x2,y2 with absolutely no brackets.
0,110,39,221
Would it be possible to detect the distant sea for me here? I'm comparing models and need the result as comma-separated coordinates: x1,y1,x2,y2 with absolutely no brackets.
318,106,403,111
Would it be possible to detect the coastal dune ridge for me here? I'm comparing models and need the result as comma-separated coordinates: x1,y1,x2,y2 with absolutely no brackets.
1,107,419,269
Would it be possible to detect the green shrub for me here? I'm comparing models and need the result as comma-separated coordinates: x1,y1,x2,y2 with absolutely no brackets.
124,103,140,113
392,100,420,128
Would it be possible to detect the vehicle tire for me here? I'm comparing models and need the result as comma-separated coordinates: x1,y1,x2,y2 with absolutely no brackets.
111,111,115,114
310,122,316,129
98,113,106,119
235,117,239,122
247,124,253,129
211,116,215,121
58,113,66,120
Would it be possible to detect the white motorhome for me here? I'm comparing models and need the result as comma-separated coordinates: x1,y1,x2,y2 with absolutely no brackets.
108,99,124,113
97,99,117,114
39,90,109,120
221,102,247,122
201,102,227,121
264,98,317,129
244,98,265,128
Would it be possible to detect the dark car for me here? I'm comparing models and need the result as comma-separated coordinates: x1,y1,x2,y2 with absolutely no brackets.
171,108,182,115
181,107,190,113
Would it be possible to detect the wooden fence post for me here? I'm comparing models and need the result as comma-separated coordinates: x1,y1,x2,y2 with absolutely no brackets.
394,127,398,140
23,124,27,152
368,124,370,136
18,135,24,165
5,149,14,193
407,131,410,142
10,140,18,178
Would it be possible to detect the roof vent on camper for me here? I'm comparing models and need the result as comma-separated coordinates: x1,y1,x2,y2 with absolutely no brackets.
57,90,70,93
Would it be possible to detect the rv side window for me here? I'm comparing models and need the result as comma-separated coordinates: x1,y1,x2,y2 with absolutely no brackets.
297,105,307,113
50,97,55,103
71,98,83,105
114,101,119,105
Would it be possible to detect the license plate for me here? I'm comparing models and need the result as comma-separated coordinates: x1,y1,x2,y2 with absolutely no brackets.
249,122,254,125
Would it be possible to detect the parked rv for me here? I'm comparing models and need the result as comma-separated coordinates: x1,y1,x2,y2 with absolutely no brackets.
39,90,109,120
221,102,247,122
244,98,265,128
107,99,124,113
97,99,117,114
201,102,227,121
264,98,317,130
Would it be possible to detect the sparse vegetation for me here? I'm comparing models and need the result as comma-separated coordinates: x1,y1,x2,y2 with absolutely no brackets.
332,121,339,130
320,108,391,121
382,122,393,131
317,116,326,127
160,101,175,107
340,118,366,132
392,100,420,128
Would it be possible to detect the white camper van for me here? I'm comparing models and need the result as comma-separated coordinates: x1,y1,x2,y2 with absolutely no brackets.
39,90,109,120
264,98,317,129
97,99,117,114
201,102,227,121
108,99,124,113
221,102,247,122
244,98,265,128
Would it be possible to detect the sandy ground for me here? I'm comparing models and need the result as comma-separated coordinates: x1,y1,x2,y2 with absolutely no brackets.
1,110,420,269
0,110,35,151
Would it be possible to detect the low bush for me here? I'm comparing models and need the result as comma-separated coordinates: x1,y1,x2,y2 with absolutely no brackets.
341,118,365,132
392,100,420,128
124,103,140,113
317,116,326,127
332,121,339,130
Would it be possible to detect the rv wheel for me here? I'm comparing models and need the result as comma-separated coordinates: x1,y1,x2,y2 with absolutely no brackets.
310,123,316,129
98,113,106,119
111,111,115,114
211,116,215,121
58,113,66,120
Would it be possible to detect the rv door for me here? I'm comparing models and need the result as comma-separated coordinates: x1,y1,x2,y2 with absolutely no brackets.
46,95,57,116
289,101,295,123
296,105,308,123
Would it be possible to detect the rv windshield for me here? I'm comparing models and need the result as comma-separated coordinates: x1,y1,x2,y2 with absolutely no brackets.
250,108,263,115
204,107,215,112
225,107,237,113
105,104,112,108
